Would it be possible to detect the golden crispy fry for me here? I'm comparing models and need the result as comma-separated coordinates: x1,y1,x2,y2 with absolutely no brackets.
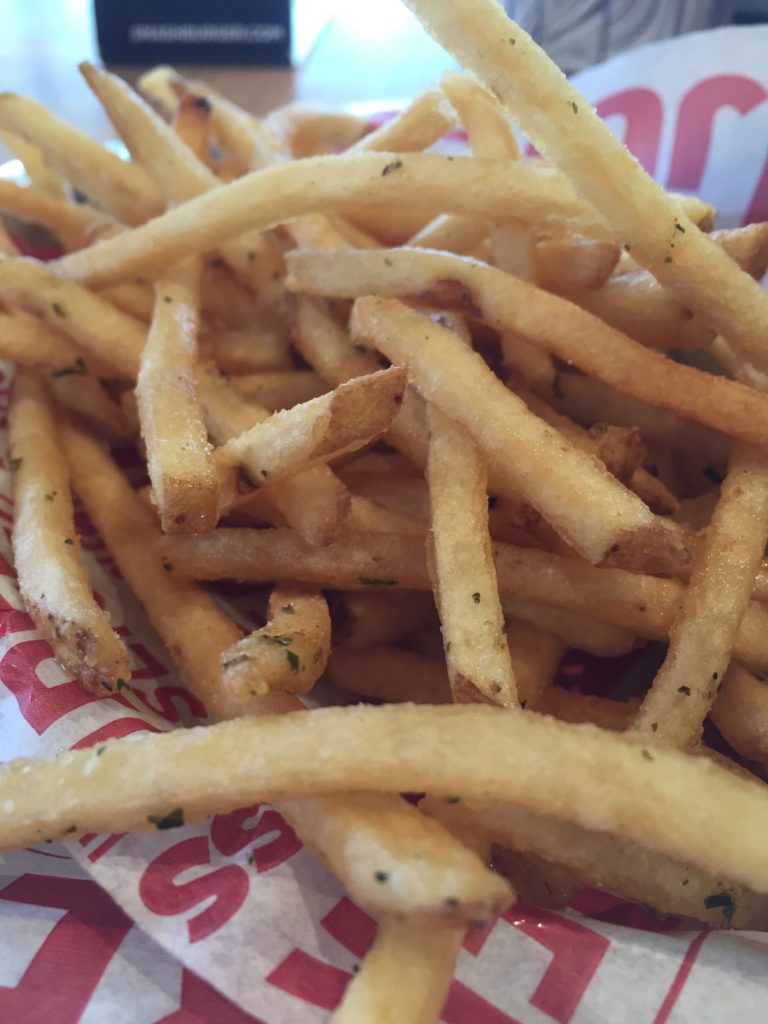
54,153,671,287
198,367,351,545
231,371,327,410
164,527,768,675
0,309,114,379
221,584,330,698
402,0,768,369
50,375,136,440
98,282,154,321
5,703,768,898
0,93,162,224
503,619,564,708
172,90,215,168
288,247,768,450
351,296,655,564
634,444,768,747
428,800,768,930
0,180,120,251
441,71,519,159
348,87,456,154
0,257,144,379
427,404,517,706
0,128,67,198
533,231,620,292
265,103,370,157
346,494,426,536
216,368,406,502
330,590,437,651
9,370,130,692
539,689,637,732
203,327,294,375
409,213,488,255
330,920,464,1024
326,646,450,704
502,600,639,658
62,422,508,923
136,260,218,533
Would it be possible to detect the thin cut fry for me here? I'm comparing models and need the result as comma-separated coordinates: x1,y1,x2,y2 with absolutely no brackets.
330,920,463,1024
351,296,656,564
98,281,154,321
61,424,510,923
0,257,144,379
136,259,218,533
502,600,639,658
427,404,517,706
533,231,620,292
326,646,450,705
9,370,130,692
216,367,406,496
634,444,768,747
221,584,330,697
163,527,768,675
330,590,437,651
710,664,768,765
287,247,768,450
0,309,115,379
203,327,293,375
50,375,136,440
347,86,456,154
0,93,163,224
53,153,677,288
5,703,768,898
0,179,120,251
232,371,326,410
402,0,768,369
0,128,67,198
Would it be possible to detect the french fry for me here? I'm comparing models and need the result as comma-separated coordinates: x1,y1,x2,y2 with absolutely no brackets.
401,0,768,369
288,247,768,451
50,374,136,440
9,370,130,693
221,584,330,698
441,71,519,159
427,800,768,930
0,309,115,380
330,590,437,650
409,213,489,255
231,371,326,410
330,920,464,1024
6,703,768,898
427,404,517,706
326,646,450,704
0,257,144,379
172,90,216,168
539,689,637,732
533,231,620,292
348,86,456,154
98,281,154,321
200,260,265,329
502,600,639,658
216,367,407,499
503,619,564,708
0,93,163,224
0,179,120,251
634,444,768,748
53,153,680,288
61,423,510,924
346,494,426,536
203,327,294,375
136,259,218,533
265,103,370,157
710,664,768,765
351,296,657,564
0,128,67,198
163,527,768,675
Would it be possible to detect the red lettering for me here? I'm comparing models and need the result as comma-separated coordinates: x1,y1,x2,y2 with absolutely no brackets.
0,638,103,734
745,157,768,225
668,75,767,192
506,904,609,1024
266,949,351,1011
210,805,301,870
596,88,663,175
321,898,375,959
443,983,523,1024
0,875,132,1024
139,836,249,943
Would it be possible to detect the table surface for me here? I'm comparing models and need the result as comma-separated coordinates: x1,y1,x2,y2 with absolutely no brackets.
1,0,456,147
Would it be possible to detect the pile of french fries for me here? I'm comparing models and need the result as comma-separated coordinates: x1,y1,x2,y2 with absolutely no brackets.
2,0,768,1016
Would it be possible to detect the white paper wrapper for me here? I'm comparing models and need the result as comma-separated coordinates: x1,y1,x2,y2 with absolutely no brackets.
1,24,767,1022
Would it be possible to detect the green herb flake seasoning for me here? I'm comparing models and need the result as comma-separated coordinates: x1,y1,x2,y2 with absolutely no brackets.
571,101,578,114
678,685,691,695
263,634,293,647
353,343,369,353
163,561,173,572
664,256,673,264
641,748,654,761
281,604,295,614
116,678,127,691
374,870,389,883
96,746,107,756
675,221,686,233
472,592,481,604
359,577,397,587
63,537,74,545
623,244,631,253
509,36,516,45
381,159,403,177
383,256,394,267
10,457,22,472
651,722,658,733
51,356,87,378
63,825,77,835
704,891,736,921
286,649,300,673
148,808,185,830
445,796,460,804
45,491,57,502
51,302,67,318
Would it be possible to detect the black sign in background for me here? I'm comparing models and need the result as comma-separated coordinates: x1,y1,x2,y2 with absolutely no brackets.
94,0,292,66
